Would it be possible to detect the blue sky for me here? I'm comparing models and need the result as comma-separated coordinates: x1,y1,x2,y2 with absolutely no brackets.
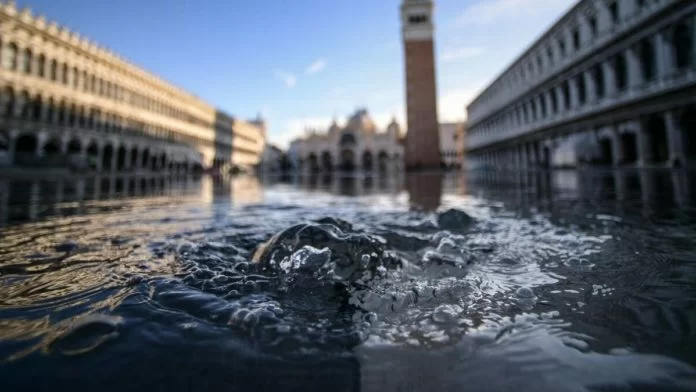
18,0,574,147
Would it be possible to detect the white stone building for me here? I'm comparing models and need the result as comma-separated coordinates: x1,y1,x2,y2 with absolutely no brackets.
0,1,265,173
291,109,404,172
466,0,696,169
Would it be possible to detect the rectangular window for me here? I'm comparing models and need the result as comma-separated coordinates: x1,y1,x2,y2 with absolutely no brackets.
558,38,566,57
609,2,619,25
589,16,597,37
572,29,580,50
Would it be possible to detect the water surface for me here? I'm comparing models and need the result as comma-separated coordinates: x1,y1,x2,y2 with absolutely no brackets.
1,170,695,391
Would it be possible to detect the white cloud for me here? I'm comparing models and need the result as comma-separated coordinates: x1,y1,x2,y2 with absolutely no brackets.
273,70,297,88
305,59,327,75
457,0,573,26
441,46,484,62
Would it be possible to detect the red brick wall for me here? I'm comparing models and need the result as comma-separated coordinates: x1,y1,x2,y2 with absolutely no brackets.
404,39,440,169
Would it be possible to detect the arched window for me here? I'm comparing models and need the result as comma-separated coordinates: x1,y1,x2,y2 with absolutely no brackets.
614,53,627,91
576,74,586,105
50,59,58,81
61,63,69,85
37,54,46,78
340,132,357,147
639,38,656,82
82,71,88,91
593,64,605,98
673,22,693,70
23,48,32,74
3,43,18,70
72,67,79,89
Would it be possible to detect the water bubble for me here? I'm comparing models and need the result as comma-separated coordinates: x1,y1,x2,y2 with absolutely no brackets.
515,287,535,299
431,305,463,324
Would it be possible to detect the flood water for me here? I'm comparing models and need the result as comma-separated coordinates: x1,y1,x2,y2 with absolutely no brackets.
1,170,696,392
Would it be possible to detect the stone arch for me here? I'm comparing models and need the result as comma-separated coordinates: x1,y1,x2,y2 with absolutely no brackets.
679,106,696,161
307,153,319,172
57,100,68,125
673,22,693,70
46,97,56,124
37,54,46,78
5,42,18,71
117,145,127,171
14,134,38,163
620,132,638,165
159,152,167,170
42,136,62,157
645,114,669,164
1,86,14,117
50,59,58,81
340,133,357,147
102,143,114,171
17,90,29,119
362,150,373,171
67,138,82,156
22,48,32,74
340,149,356,171
321,151,333,171
141,148,150,169
31,95,43,121
638,38,656,82
378,150,389,171
86,141,100,170
130,146,139,169
597,137,613,165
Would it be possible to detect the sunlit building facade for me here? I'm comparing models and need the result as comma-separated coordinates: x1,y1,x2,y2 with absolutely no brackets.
292,109,404,172
466,0,696,169
0,1,264,172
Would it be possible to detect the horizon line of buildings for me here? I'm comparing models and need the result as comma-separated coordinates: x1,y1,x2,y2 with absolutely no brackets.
0,0,266,174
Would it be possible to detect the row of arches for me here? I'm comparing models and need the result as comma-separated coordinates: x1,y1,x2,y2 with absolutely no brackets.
304,150,397,172
0,131,195,172
595,108,696,167
472,19,694,139
0,38,209,128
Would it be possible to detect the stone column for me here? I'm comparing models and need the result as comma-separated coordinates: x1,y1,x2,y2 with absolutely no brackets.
123,146,132,171
555,86,565,115
602,60,617,97
584,70,596,103
627,47,642,88
664,110,684,166
635,119,650,167
544,91,553,118
568,77,579,110
609,125,621,166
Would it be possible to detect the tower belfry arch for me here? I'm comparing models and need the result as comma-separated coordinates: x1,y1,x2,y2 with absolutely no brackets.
401,0,440,170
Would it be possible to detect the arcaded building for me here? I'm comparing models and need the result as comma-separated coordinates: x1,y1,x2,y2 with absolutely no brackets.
0,1,264,172
292,109,404,172
466,0,696,169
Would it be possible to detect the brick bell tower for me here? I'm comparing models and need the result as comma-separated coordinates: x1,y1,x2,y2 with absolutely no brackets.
401,0,440,170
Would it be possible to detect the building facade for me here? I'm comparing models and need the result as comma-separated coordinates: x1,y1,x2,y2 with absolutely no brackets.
291,109,404,172
0,1,264,173
401,0,441,169
466,0,696,170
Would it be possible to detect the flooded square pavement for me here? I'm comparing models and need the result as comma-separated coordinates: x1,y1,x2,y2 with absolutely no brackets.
0,170,695,392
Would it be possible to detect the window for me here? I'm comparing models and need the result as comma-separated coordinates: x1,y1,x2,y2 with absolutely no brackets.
572,29,580,50
37,55,46,78
562,81,570,109
673,22,693,69
72,67,79,89
614,54,627,91
547,47,554,65
609,1,619,25
558,38,566,57
50,60,58,81
576,74,586,105
61,63,69,85
589,16,597,37
23,49,32,74
593,64,605,98
3,43,18,70
639,38,656,82
408,14,428,24
551,89,558,113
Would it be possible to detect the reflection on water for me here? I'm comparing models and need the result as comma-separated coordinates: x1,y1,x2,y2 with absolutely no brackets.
0,170,696,391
